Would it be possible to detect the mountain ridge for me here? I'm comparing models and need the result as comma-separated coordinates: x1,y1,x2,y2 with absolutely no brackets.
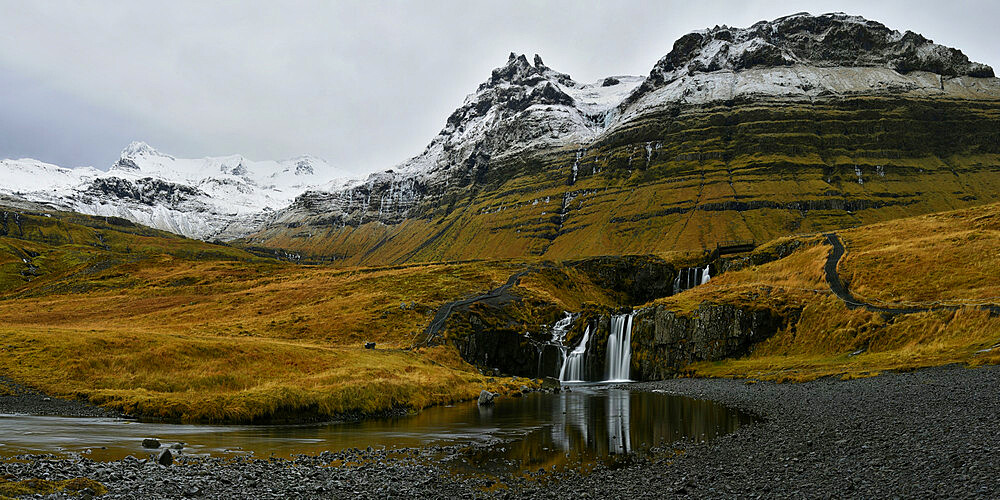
245,12,1000,265
3,12,999,262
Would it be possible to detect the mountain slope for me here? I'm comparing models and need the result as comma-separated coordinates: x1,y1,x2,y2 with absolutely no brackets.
246,13,1000,265
0,142,344,241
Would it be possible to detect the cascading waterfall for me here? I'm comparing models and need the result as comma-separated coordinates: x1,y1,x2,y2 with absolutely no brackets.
550,313,573,343
559,326,590,382
605,313,634,382
673,265,711,294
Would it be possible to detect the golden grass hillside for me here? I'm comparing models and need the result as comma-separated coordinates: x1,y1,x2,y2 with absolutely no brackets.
0,208,547,422
0,207,657,422
667,203,1000,381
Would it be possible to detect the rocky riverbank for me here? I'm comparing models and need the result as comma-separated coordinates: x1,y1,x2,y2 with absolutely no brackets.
0,377,121,419
2,364,998,498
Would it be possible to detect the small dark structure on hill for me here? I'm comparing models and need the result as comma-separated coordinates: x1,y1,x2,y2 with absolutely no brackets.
716,240,756,255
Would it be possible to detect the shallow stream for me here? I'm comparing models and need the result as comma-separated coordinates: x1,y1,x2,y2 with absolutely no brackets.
0,385,753,475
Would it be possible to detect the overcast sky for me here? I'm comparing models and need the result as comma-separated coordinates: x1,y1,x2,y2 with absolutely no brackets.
0,1,996,176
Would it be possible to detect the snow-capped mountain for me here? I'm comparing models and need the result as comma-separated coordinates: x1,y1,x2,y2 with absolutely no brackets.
614,12,999,124
273,54,643,227
4,12,999,252
0,142,344,240
246,11,1000,265
272,12,999,233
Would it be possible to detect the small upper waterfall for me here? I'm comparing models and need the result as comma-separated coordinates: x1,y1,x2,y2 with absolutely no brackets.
605,313,634,382
673,265,711,294
559,325,590,382
550,313,574,344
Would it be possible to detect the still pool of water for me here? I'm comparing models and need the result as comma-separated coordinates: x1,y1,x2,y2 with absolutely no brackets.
0,386,753,474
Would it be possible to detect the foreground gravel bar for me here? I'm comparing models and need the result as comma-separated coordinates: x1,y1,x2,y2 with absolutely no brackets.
2,364,998,498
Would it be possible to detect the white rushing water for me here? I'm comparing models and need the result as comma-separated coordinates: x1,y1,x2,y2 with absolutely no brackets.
550,312,574,343
559,325,591,382
605,313,634,382
673,265,711,294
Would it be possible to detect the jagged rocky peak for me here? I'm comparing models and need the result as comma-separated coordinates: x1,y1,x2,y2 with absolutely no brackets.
445,52,577,133
647,12,993,86
481,52,574,89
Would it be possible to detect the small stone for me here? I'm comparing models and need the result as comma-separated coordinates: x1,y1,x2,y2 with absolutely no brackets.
477,390,496,406
157,448,173,466
141,438,160,449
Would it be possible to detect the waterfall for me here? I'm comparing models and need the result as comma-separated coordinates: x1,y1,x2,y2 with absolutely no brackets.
674,265,711,294
550,313,573,343
559,326,591,382
605,313,634,382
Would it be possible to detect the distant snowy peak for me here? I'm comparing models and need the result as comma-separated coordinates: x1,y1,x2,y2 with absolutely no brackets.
120,141,172,160
109,142,339,197
0,143,346,241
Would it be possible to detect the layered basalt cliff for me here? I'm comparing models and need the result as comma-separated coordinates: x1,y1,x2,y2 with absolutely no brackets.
246,13,1000,266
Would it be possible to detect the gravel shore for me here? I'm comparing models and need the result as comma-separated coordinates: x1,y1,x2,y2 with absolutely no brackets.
2,364,998,498
0,377,120,419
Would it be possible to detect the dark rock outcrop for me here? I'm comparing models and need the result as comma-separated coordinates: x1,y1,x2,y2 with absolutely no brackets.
630,303,790,380
566,255,677,305
84,177,204,205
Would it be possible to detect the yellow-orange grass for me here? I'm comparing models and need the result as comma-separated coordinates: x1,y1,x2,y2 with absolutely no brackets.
650,238,830,314
839,202,1000,304
0,326,523,423
0,258,518,348
656,206,1000,380
691,301,1000,382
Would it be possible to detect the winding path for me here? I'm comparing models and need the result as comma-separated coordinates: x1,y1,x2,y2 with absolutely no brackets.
413,269,530,348
824,233,999,315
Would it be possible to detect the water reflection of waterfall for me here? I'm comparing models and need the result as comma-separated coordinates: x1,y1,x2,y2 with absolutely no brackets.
559,326,590,382
605,313,634,382
606,389,631,454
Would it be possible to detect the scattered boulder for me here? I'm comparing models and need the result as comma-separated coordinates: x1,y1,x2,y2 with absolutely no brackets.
364,342,376,349
477,390,496,406
157,448,173,466
141,438,160,449
540,377,561,389
170,442,185,450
